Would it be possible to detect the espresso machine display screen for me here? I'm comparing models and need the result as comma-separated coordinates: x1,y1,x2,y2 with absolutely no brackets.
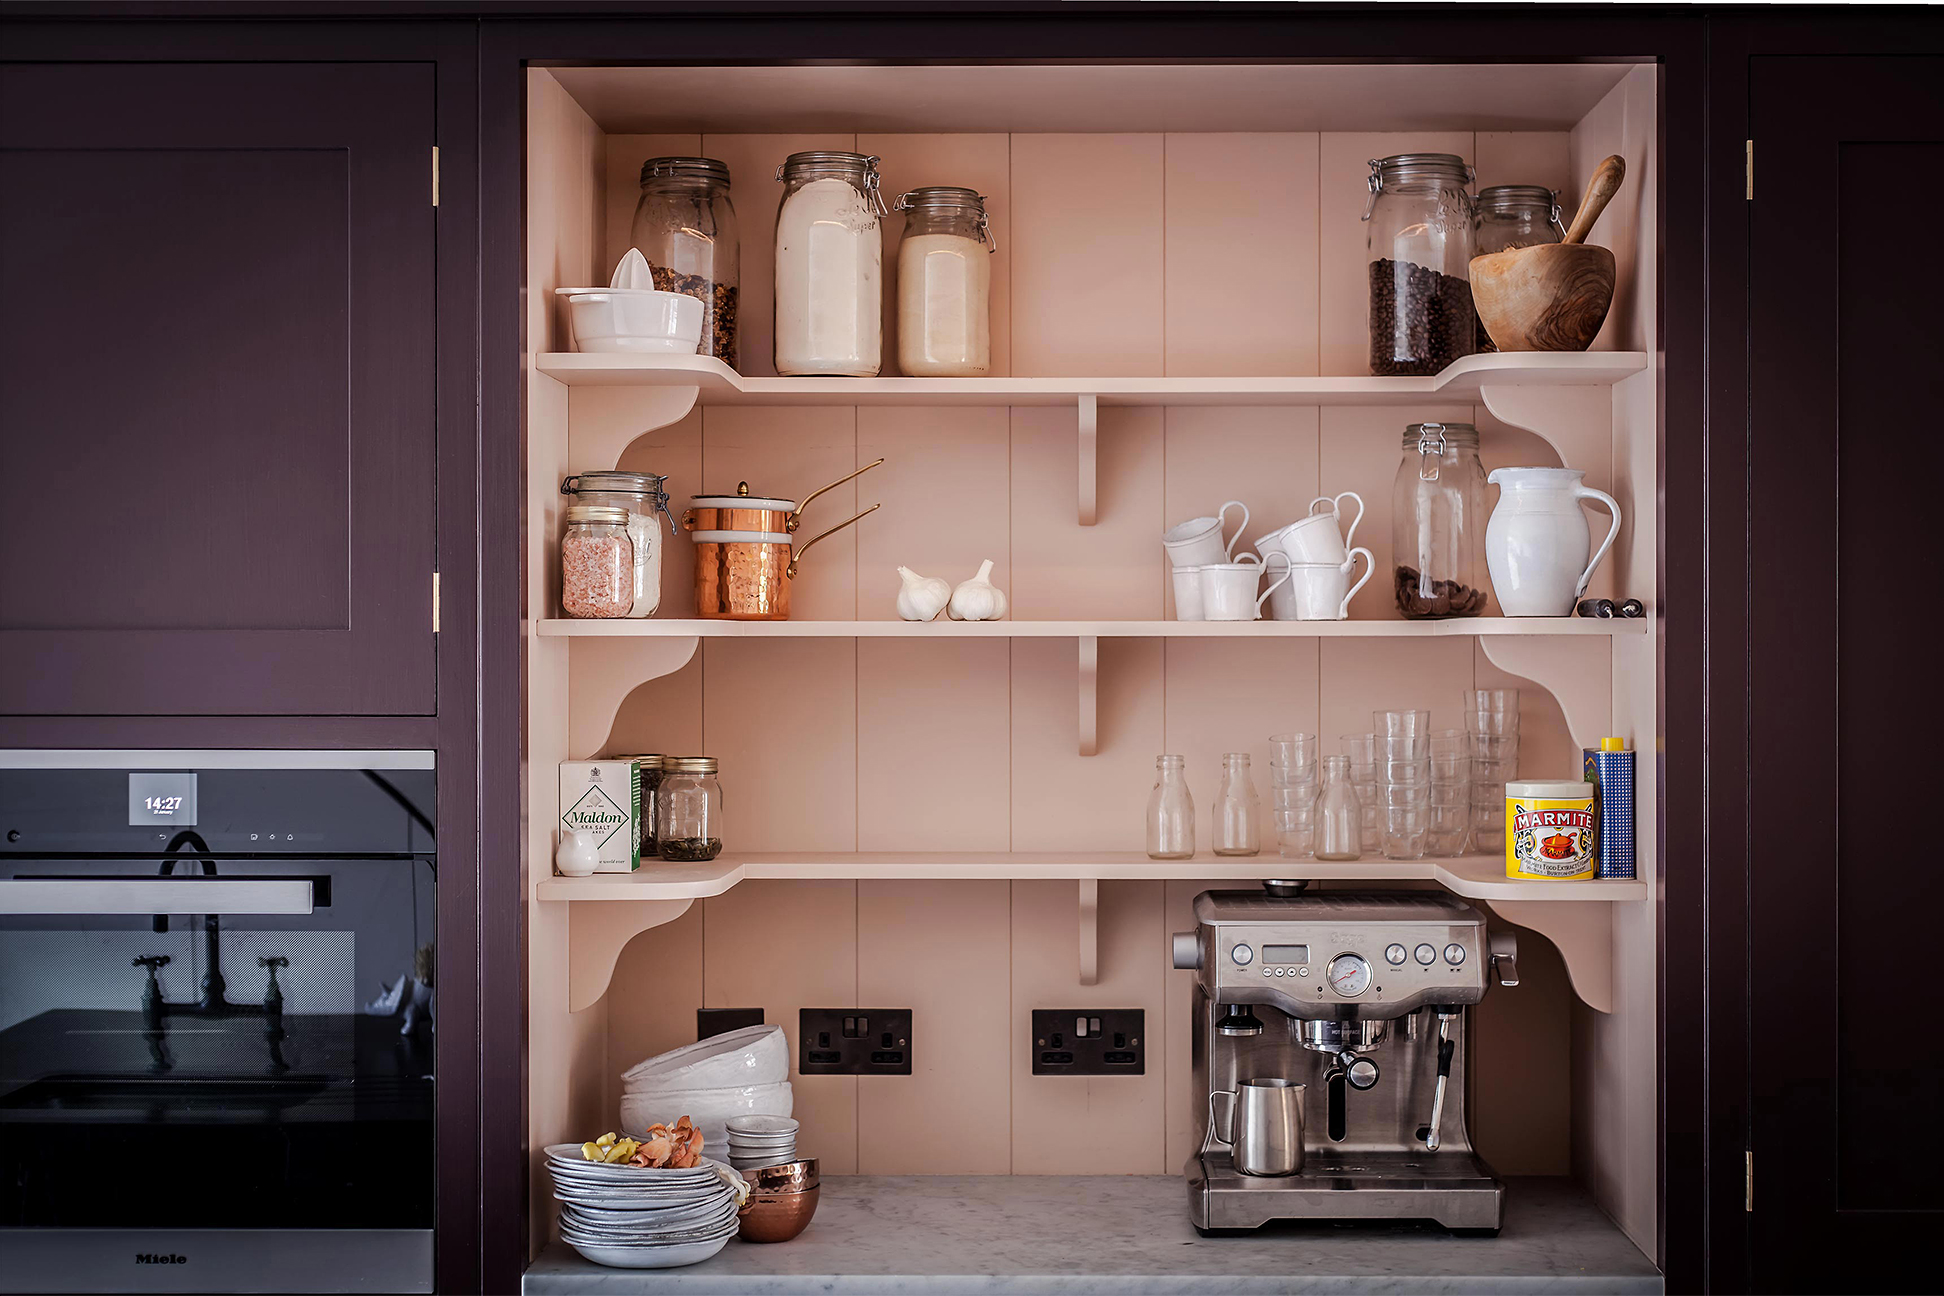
1174,886,1518,1235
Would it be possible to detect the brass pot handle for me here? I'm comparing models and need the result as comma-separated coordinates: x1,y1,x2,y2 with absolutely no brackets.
787,458,886,533
786,504,881,578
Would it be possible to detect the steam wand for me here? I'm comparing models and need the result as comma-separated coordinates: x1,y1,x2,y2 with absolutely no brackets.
1416,1008,1459,1152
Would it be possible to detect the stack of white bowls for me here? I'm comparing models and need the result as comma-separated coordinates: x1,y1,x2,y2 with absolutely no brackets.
619,1025,792,1153
545,1144,742,1270
726,1115,800,1173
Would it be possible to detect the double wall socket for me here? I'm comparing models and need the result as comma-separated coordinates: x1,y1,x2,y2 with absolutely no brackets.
1031,1009,1145,1075
799,1008,913,1075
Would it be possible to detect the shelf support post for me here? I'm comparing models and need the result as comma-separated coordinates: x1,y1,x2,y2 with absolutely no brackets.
1078,635,1098,757
1078,878,1100,986
1077,393,1098,526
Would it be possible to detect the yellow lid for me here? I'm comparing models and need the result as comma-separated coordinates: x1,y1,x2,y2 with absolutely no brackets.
1599,737,1627,752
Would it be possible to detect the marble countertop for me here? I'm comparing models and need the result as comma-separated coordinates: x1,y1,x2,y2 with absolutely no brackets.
523,1174,1661,1294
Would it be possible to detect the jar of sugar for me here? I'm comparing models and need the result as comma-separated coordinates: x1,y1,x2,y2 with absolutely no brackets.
892,186,993,377
774,152,886,377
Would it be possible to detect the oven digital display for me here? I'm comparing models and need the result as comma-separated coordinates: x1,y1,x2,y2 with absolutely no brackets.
1261,944,1309,966
128,772,197,826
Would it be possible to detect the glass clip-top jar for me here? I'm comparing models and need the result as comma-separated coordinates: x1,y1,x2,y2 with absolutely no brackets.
1393,422,1488,619
1474,185,1564,352
774,151,887,377
1364,153,1479,376
657,756,723,862
631,156,739,368
892,186,994,377
561,505,634,619
561,471,673,619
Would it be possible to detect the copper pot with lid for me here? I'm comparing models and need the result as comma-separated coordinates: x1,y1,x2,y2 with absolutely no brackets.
683,459,883,619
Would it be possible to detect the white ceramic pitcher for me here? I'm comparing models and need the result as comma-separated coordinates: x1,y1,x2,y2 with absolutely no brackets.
1484,468,1622,616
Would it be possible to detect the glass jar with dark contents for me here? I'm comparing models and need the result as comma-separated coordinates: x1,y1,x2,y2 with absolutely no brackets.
631,157,740,368
618,754,666,857
1364,153,1478,375
656,756,723,861
1393,422,1488,619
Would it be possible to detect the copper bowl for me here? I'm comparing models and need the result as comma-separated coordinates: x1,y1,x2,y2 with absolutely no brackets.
738,1183,819,1243
743,1159,818,1193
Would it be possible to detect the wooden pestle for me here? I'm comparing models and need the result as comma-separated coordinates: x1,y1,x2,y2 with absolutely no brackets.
1562,155,1628,245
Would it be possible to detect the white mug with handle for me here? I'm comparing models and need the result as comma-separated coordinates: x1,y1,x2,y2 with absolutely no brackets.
1255,490,1363,567
1201,555,1293,622
1163,499,1250,569
1285,547,1374,621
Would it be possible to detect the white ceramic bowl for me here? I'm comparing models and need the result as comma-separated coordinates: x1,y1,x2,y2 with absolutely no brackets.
562,1232,735,1269
555,287,703,354
621,1025,788,1091
618,1079,793,1152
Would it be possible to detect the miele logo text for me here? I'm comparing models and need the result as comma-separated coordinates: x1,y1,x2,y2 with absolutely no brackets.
135,1254,187,1265
1512,808,1592,833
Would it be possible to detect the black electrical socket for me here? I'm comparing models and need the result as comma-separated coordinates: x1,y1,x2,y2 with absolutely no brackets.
798,1008,913,1075
1031,1009,1145,1075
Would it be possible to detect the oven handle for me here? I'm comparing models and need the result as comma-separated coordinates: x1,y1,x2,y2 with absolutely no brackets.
0,878,315,915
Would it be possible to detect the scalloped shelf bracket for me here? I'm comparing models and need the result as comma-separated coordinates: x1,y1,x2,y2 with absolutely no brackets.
1478,636,1610,752
570,897,695,1012
572,388,701,470
1482,898,1612,1013
1477,383,1611,473
1077,393,1098,526
569,635,701,756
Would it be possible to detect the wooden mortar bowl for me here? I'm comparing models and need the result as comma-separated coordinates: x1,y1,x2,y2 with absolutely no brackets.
1469,242,1616,352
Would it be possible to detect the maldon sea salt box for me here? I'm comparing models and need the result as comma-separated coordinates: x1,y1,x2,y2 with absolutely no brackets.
559,760,641,872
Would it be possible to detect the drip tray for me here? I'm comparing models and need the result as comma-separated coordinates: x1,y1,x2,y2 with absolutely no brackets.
1191,1149,1503,1231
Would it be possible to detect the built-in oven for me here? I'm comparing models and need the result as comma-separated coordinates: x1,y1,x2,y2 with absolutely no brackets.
0,751,436,1294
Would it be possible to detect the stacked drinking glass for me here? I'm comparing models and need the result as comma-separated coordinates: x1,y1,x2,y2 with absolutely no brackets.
1377,709,1431,860
1467,689,1520,853
1428,729,1471,856
1269,733,1320,858
1340,733,1383,856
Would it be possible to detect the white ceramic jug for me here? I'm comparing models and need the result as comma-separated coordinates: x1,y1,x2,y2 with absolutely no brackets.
1484,468,1622,616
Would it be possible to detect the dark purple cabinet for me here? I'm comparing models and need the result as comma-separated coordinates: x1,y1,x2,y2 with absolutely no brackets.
0,62,437,715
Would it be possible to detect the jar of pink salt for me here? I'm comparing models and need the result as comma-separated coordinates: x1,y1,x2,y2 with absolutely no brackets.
561,506,635,618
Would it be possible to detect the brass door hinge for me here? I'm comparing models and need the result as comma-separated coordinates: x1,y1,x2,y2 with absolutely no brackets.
432,572,441,633
1745,1149,1753,1211
1746,140,1753,201
432,146,440,207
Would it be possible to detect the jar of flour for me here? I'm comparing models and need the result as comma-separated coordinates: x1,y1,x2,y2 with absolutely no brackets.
773,151,886,376
892,186,993,377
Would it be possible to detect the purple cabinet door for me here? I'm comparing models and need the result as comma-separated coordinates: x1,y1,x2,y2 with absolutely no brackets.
0,62,436,716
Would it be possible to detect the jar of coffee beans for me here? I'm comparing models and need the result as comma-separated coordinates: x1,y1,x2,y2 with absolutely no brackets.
1363,153,1479,376
1392,422,1488,619
632,157,740,369
656,756,723,862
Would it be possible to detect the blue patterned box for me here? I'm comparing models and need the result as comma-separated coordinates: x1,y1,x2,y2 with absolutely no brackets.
1583,742,1635,880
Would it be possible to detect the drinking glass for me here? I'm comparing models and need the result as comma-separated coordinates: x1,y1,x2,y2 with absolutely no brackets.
1379,709,1432,739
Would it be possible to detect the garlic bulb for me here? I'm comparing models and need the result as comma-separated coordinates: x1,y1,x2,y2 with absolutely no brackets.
948,559,1008,621
895,566,952,622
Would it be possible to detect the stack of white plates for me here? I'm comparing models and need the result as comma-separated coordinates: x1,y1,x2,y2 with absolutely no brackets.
725,1115,799,1172
619,1026,793,1152
545,1144,742,1269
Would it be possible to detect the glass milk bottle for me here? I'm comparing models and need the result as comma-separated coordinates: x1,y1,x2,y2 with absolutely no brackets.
1212,753,1261,857
1315,755,1363,861
1146,755,1195,860
773,151,885,376
892,187,993,376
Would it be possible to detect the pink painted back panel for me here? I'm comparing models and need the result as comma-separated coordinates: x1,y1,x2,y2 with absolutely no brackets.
698,133,857,377
1161,405,1321,617
1318,636,1479,761
1163,133,1321,377
1316,131,1475,376
1010,879,1168,1174
1010,637,1164,853
703,638,858,851
699,404,860,620
1473,131,1573,195
604,905,704,1125
1009,407,1165,621
855,638,1011,853
703,880,861,1173
857,880,1013,1173
855,406,1010,620
1162,637,1322,818
861,133,1013,378
1008,134,1164,376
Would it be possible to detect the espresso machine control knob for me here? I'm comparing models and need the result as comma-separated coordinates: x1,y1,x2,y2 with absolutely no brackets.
1231,943,1255,966
1345,1057,1381,1090
1171,932,1202,970
1385,943,1408,965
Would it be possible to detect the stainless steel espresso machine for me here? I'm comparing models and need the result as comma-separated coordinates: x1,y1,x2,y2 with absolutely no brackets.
1173,884,1518,1234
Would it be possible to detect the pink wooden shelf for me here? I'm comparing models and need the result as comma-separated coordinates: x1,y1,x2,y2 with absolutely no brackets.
533,350,1648,403
536,617,1646,638
533,851,1648,904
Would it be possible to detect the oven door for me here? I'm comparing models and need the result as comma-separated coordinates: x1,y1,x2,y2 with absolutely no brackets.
0,855,435,1293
